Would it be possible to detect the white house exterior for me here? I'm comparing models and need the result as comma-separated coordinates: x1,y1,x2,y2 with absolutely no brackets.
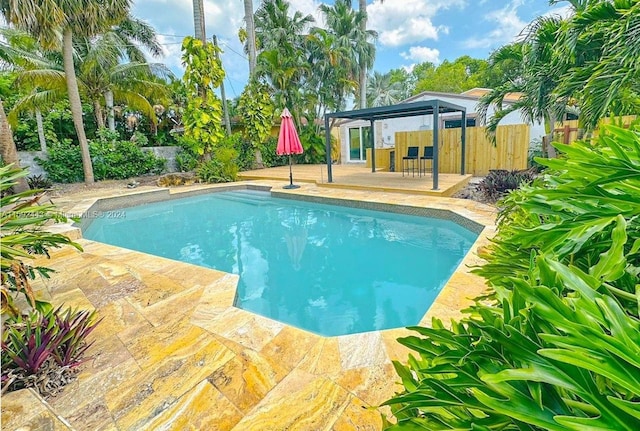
337,88,546,164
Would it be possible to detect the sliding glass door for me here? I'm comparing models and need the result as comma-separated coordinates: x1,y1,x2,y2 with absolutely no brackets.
348,126,372,161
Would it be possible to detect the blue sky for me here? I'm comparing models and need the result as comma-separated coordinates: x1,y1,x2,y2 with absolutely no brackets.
132,0,570,99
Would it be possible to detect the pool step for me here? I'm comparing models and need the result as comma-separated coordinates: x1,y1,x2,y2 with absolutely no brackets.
215,190,272,206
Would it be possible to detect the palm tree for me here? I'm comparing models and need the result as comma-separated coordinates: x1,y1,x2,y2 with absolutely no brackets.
479,0,639,150
256,48,309,114
254,0,314,122
304,27,354,131
358,0,368,108
243,0,257,75
477,16,569,156
320,0,376,108
103,15,164,131
554,0,640,129
254,0,315,53
366,71,404,107
1,0,131,184
13,40,171,134
0,27,53,151
0,98,29,192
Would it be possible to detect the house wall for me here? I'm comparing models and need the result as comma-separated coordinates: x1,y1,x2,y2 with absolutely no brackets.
338,93,546,164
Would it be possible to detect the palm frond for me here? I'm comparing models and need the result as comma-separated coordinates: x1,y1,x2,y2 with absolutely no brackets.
8,89,65,125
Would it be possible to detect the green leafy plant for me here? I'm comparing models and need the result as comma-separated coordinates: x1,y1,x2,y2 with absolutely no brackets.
196,147,239,183
2,306,100,396
130,130,149,147
1,164,81,317
258,136,288,168
181,36,225,159
91,140,166,180
299,125,326,164
231,134,257,171
38,137,166,183
175,149,199,172
36,140,84,183
237,79,275,167
27,174,53,190
382,125,640,429
475,168,537,203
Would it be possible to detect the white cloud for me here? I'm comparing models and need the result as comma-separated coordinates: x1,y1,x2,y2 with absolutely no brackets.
289,0,326,28
368,0,465,47
463,0,528,49
133,0,250,94
400,46,440,64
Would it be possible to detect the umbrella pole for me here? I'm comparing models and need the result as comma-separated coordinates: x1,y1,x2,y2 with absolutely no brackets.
288,155,294,186
283,154,300,189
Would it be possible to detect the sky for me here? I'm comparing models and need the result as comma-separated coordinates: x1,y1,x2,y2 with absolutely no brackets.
131,0,570,99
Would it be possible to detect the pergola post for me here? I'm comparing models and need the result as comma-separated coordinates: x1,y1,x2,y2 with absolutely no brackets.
461,109,466,175
324,100,466,187
433,102,439,190
369,119,375,173
324,115,333,183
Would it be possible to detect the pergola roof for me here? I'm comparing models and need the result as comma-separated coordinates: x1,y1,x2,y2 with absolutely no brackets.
323,100,467,190
325,99,466,122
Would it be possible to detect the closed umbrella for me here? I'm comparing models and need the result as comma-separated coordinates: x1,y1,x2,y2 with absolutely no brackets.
277,107,304,189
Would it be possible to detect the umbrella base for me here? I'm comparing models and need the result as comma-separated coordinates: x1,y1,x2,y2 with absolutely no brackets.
283,184,301,189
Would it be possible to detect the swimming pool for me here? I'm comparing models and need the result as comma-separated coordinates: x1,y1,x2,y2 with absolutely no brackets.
83,189,478,336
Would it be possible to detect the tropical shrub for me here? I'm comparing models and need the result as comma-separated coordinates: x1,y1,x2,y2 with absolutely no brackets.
27,174,53,190
2,306,100,396
224,133,255,171
299,125,326,164
1,164,81,317
91,140,166,180
1,166,98,397
259,136,288,168
37,140,84,183
196,147,239,183
475,168,537,203
38,137,166,183
176,148,199,172
382,125,640,430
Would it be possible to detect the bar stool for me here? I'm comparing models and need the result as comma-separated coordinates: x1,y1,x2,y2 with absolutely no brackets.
402,146,419,177
420,146,434,176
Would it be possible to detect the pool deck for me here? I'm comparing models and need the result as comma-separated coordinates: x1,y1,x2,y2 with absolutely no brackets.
2,181,496,431
239,164,473,197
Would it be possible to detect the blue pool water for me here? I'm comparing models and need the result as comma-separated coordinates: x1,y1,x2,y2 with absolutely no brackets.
83,190,478,336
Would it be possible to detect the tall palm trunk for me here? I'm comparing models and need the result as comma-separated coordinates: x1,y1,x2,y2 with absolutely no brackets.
192,0,207,101
358,0,368,109
105,90,116,132
193,0,206,43
243,0,262,167
545,111,558,158
35,108,47,152
244,0,257,75
93,99,105,130
93,99,105,129
63,28,94,184
0,99,30,192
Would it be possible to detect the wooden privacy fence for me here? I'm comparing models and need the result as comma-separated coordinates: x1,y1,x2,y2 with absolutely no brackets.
394,124,530,176
551,115,637,145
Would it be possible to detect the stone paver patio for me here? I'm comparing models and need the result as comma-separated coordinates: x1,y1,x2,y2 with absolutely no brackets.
2,180,496,430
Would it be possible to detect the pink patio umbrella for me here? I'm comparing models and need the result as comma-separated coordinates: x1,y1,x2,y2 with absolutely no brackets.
277,107,304,189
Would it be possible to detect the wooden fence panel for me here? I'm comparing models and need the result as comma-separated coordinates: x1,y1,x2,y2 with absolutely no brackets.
554,115,637,145
394,124,530,176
